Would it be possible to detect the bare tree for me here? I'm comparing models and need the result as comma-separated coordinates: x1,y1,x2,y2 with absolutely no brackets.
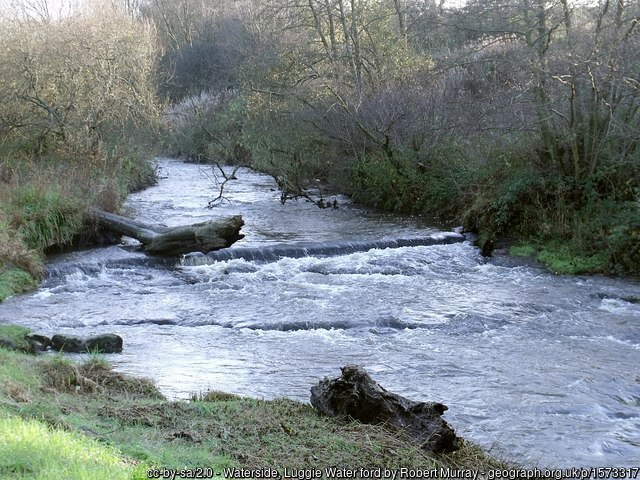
0,3,160,157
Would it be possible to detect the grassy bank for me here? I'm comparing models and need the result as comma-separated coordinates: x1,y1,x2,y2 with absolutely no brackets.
0,4,162,303
0,325,511,479
0,153,157,303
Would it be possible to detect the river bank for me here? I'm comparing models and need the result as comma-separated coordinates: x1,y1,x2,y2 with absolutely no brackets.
0,325,511,479
0,153,157,304
2,158,639,468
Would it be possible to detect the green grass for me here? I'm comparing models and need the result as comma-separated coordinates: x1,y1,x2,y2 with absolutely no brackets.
509,240,611,275
0,415,143,480
535,241,610,275
0,147,159,303
509,243,538,258
0,325,31,352
0,269,37,303
0,325,512,477
7,184,86,252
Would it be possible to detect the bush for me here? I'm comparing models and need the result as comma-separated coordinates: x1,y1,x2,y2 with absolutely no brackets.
348,145,467,216
164,92,249,164
0,7,160,160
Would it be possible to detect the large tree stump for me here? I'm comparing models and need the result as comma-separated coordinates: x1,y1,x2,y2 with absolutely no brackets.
92,208,244,256
310,365,460,453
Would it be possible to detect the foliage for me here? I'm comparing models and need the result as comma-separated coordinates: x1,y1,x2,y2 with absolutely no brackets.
0,6,160,158
149,0,639,275
164,92,249,164
503,196,640,275
0,2,162,299
243,92,338,200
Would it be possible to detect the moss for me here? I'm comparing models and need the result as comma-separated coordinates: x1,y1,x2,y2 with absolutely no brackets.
536,242,609,275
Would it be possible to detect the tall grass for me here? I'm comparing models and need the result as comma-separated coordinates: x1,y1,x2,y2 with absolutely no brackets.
6,185,86,252
0,148,158,302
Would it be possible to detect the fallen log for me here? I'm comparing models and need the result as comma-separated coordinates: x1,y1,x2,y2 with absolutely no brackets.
310,365,460,453
92,208,244,256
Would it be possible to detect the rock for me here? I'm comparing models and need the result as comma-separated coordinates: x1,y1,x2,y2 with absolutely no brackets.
475,235,495,257
26,333,52,346
51,333,123,353
310,365,460,453
85,333,123,353
25,333,52,354
51,334,85,352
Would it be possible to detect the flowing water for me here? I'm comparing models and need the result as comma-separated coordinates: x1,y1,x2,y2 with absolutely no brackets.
1,158,639,468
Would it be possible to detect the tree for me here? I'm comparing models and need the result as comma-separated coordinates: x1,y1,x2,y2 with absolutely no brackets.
458,0,639,194
0,3,160,159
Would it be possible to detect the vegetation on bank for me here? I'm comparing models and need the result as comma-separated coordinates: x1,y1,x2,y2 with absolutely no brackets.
0,4,160,302
156,0,639,276
0,325,510,479
1,0,637,304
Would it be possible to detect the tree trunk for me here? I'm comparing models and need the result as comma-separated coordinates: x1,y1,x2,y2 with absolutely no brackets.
310,365,460,453
92,208,244,256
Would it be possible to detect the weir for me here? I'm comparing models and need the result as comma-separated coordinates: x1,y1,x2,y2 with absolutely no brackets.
44,232,465,276
182,232,465,265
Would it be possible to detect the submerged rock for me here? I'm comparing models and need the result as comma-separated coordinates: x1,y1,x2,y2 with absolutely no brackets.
51,333,123,353
310,365,459,453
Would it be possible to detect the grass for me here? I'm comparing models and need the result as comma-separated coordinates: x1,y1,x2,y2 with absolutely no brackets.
0,325,31,352
509,240,611,275
535,242,610,275
0,149,158,304
0,268,38,304
6,184,86,252
0,415,144,480
0,325,512,479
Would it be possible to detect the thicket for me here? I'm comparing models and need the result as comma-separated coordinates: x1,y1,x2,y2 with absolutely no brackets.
156,0,639,276
0,3,161,300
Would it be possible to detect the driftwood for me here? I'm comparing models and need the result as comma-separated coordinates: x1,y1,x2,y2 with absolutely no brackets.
92,208,244,256
310,365,460,453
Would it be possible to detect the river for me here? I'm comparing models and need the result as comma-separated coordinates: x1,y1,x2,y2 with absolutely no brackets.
1,158,639,468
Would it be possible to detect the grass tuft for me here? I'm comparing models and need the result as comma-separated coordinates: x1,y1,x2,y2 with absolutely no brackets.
0,268,38,303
